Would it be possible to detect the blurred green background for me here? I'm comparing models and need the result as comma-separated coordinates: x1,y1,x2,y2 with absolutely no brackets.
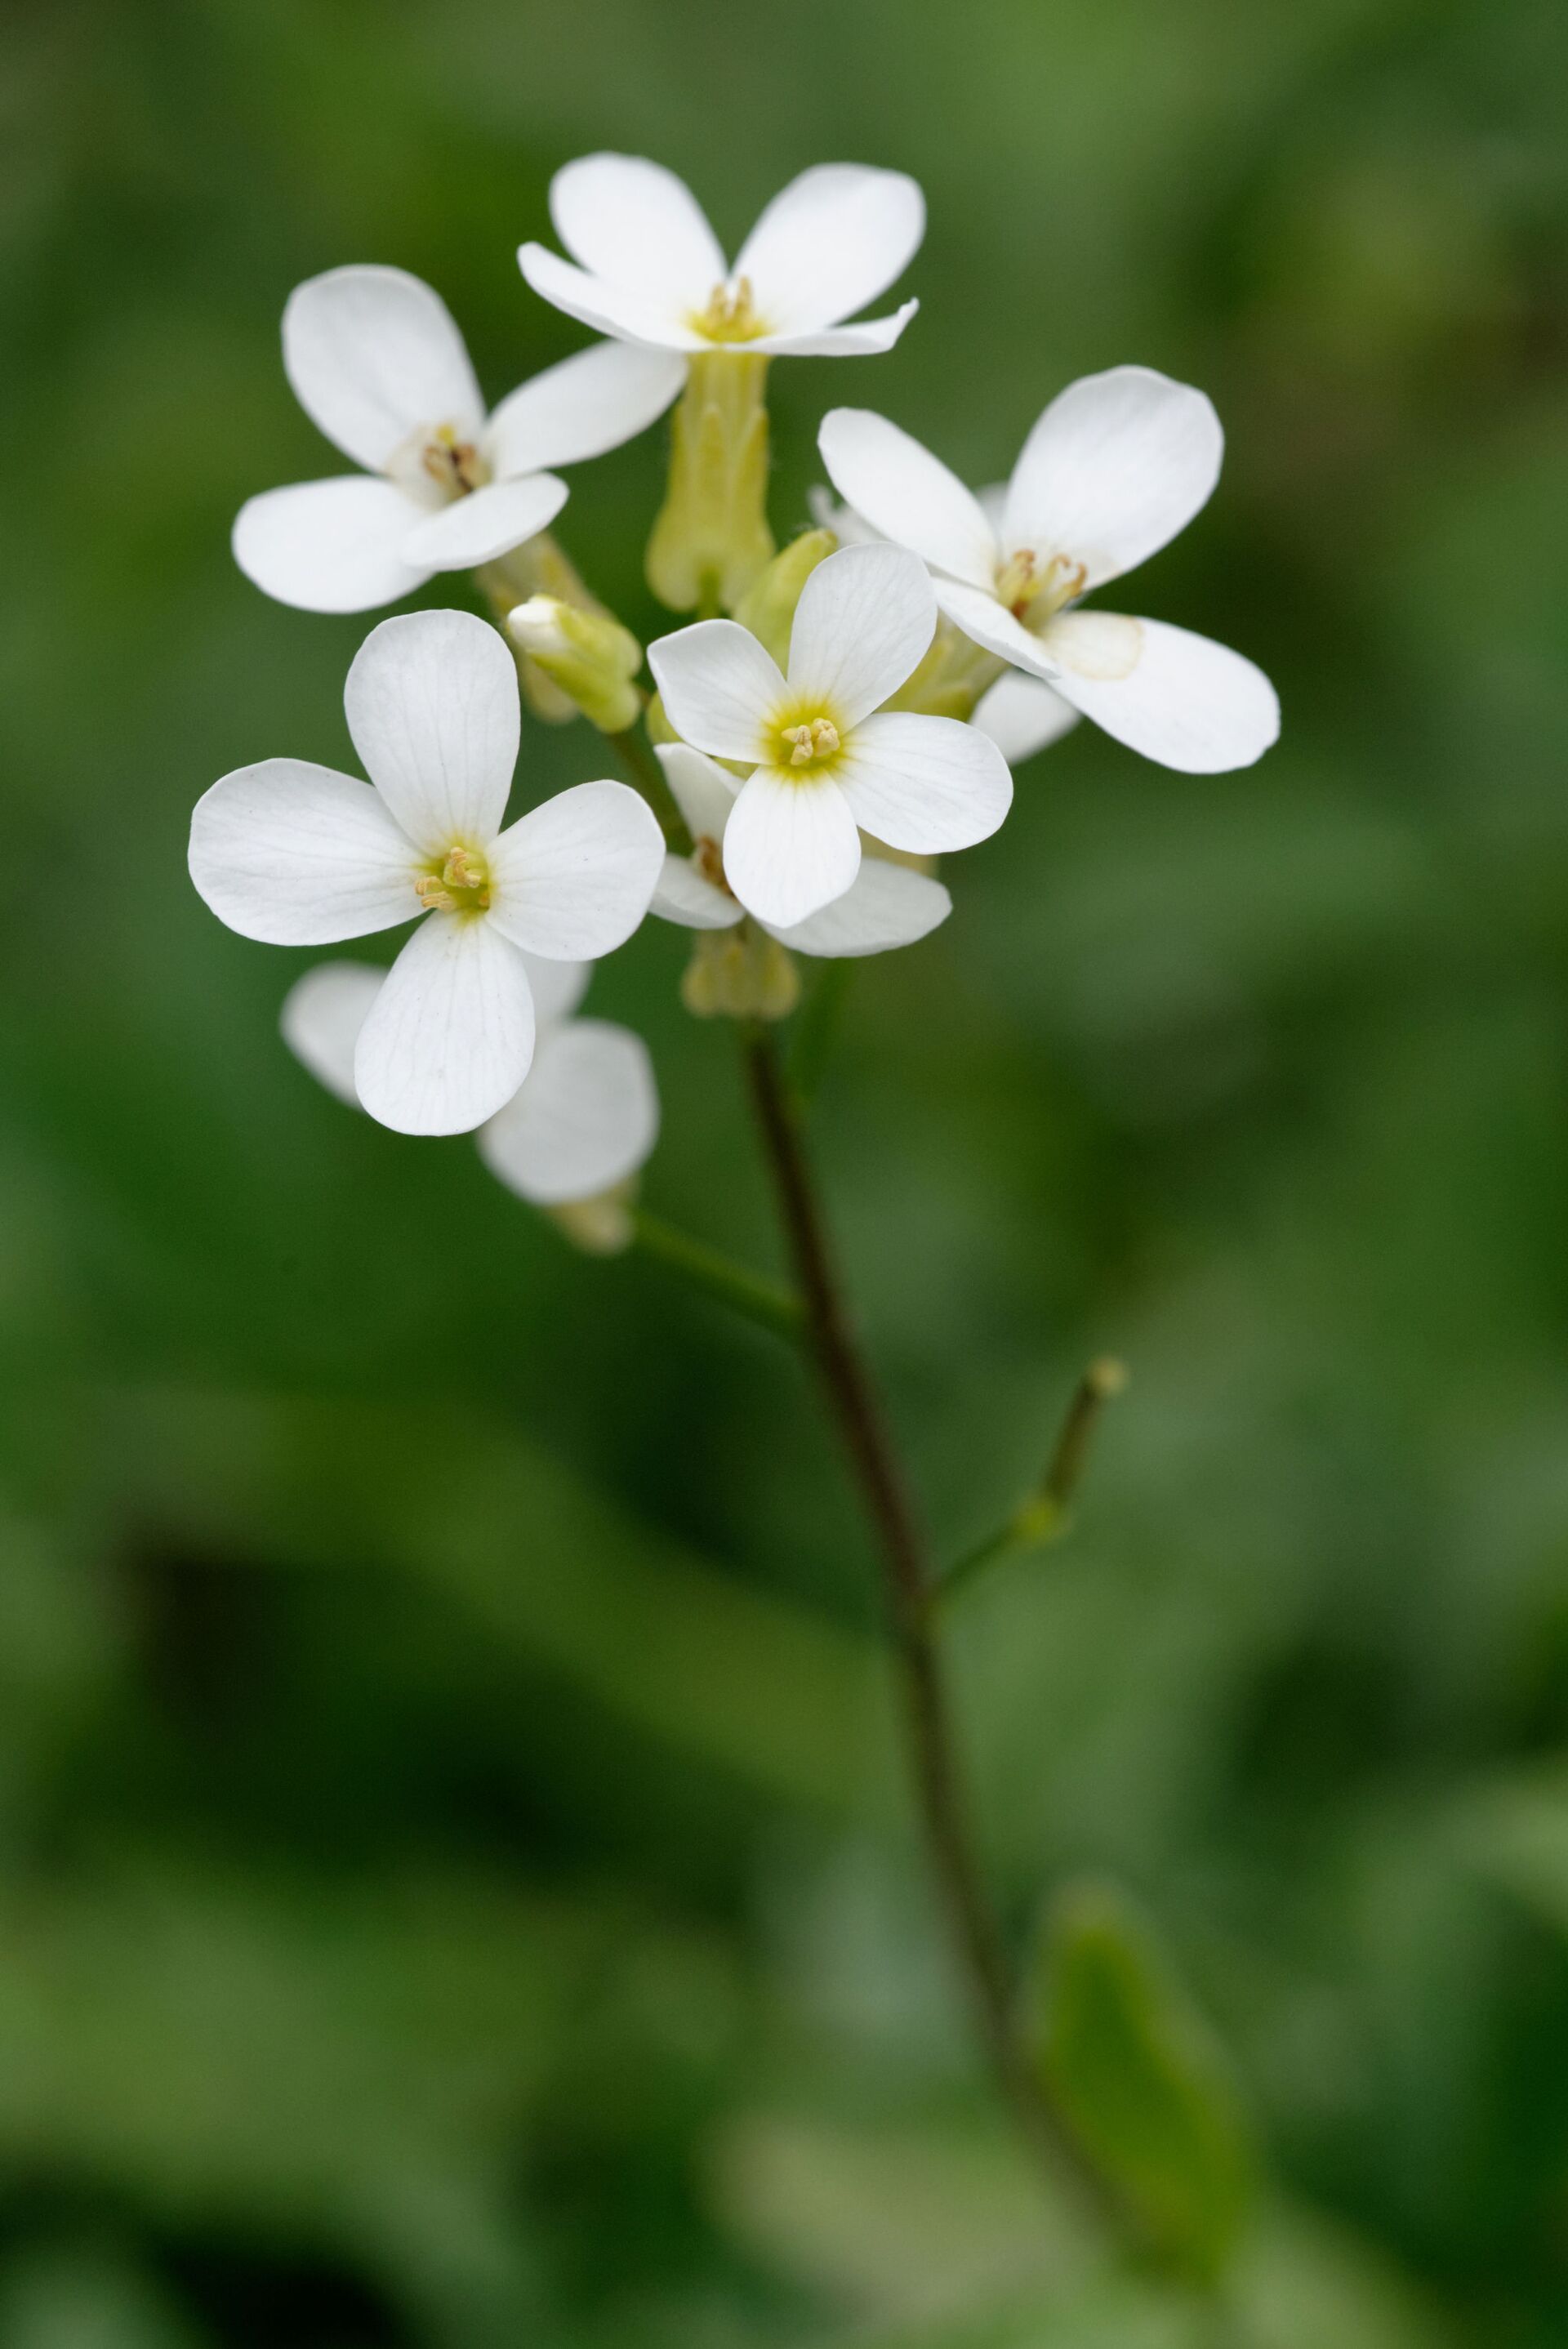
5,0,1568,2340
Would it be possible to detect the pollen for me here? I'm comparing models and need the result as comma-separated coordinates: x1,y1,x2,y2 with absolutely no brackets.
781,717,840,767
415,844,492,915
996,548,1087,625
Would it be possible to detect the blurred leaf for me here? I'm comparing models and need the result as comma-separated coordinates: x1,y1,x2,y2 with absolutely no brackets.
1027,1883,1256,2285
1454,1760,1568,1937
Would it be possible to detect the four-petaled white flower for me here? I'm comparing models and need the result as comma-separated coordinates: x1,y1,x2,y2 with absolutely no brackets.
650,744,952,956
819,368,1280,773
519,157,923,359
189,608,665,1136
647,542,1012,929
234,265,684,613
282,952,659,1206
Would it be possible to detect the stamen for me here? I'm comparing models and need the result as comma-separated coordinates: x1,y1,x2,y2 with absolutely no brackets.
420,425,489,497
997,547,1088,624
695,274,764,343
782,717,840,766
416,845,492,916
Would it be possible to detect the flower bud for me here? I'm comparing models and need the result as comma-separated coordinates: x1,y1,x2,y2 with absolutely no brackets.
731,528,835,670
646,354,774,614
545,1178,638,1255
680,923,800,1023
506,596,644,737
885,618,1006,720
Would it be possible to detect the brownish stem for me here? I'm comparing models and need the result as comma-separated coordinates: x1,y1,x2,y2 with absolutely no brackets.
741,1029,1110,2220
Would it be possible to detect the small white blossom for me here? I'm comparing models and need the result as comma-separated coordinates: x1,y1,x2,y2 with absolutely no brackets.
647,542,1011,929
819,368,1280,773
282,953,658,1205
234,265,684,613
519,157,922,359
189,609,664,1136
650,744,951,956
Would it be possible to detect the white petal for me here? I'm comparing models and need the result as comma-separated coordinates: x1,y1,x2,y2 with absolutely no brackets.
1042,613,1280,773
483,340,685,476
972,671,1080,765
651,853,740,930
647,622,782,763
345,609,519,854
232,478,429,614
513,947,590,1027
353,912,535,1136
478,1018,658,1205
766,858,951,957
785,542,934,727
517,245,705,351
722,769,861,929
735,165,924,333
399,474,568,569
748,302,918,357
279,961,382,1105
818,409,996,591
653,742,739,845
283,265,483,473
807,484,881,546
487,779,664,958
833,711,1012,853
932,577,1062,681
189,760,420,945
1002,366,1223,592
550,153,724,310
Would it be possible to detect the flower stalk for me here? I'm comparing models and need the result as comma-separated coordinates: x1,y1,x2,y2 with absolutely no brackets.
646,354,774,614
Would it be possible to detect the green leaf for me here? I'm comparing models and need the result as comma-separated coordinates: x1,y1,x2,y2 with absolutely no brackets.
1027,1881,1256,2285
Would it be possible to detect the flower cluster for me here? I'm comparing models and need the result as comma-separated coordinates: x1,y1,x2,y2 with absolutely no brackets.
190,154,1279,1237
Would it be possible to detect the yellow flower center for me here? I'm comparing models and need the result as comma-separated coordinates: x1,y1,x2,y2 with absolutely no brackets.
414,845,492,915
693,274,766,344
779,716,841,769
995,547,1086,626
420,424,490,499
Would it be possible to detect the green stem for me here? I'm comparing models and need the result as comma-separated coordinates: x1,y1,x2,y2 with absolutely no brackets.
608,724,693,854
936,1357,1128,1614
632,1209,804,1341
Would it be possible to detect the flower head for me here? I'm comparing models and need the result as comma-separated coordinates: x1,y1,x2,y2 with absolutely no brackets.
281,952,658,1207
189,608,665,1134
647,543,1011,929
519,158,923,359
819,368,1280,773
234,265,684,613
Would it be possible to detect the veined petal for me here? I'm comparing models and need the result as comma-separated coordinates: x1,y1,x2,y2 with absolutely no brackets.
785,542,935,728
746,301,919,357
487,779,664,959
932,576,1062,682
514,947,590,1028
345,609,519,854
478,1018,659,1205
400,474,568,570
647,622,782,764
972,671,1080,764
189,760,420,945
517,245,705,351
735,165,924,333
1042,613,1280,773
653,742,740,846
651,853,740,929
722,769,861,929
818,409,996,591
1002,366,1223,592
834,711,1012,853
233,478,429,614
283,265,483,472
280,961,382,1105
483,340,686,476
765,857,951,957
550,153,724,310
353,912,536,1136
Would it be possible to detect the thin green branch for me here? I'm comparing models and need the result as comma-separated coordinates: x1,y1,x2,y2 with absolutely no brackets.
936,1357,1129,1612
631,1208,804,1341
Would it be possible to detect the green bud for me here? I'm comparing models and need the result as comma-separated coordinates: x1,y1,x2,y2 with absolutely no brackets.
545,1178,638,1256
680,923,800,1023
731,527,835,669
886,615,1006,720
646,354,774,614
506,596,644,736
477,532,621,725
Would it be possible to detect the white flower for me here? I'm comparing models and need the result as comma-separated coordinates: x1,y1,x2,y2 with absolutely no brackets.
818,367,1280,773
646,542,1012,929
234,265,684,613
282,952,658,1205
519,157,922,359
650,744,951,956
189,608,665,1136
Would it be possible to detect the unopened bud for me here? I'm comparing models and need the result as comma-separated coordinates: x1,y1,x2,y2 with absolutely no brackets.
545,1177,638,1256
732,528,835,669
680,923,800,1022
506,596,644,736
646,354,774,614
